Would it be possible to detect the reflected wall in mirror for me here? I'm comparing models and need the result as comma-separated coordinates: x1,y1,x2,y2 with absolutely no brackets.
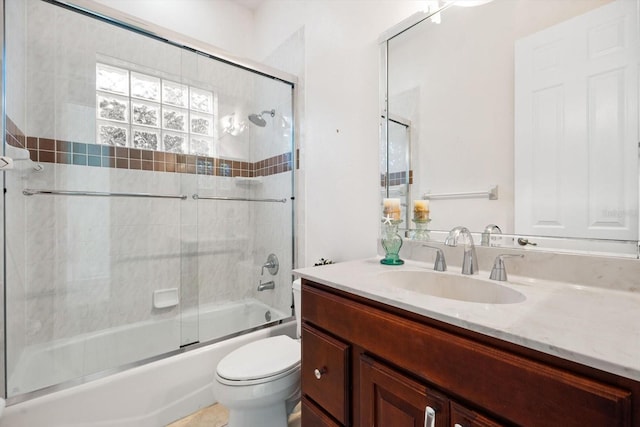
382,0,639,255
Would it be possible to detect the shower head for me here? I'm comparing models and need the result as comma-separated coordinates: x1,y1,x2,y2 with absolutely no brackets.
248,109,275,127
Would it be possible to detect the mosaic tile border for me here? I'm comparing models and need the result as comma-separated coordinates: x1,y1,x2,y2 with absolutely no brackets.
6,117,293,177
5,117,26,149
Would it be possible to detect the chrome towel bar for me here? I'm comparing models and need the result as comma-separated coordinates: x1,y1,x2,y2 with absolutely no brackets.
192,194,287,203
22,189,289,203
423,185,498,201
23,189,188,200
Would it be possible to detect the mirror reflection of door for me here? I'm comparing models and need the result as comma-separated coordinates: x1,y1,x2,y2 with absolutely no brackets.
515,0,639,240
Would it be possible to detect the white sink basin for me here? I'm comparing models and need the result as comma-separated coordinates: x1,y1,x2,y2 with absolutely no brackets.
371,270,526,304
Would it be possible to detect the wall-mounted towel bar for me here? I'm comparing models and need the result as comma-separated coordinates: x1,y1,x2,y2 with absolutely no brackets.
23,189,188,200
423,185,498,201
23,190,289,203
192,194,287,203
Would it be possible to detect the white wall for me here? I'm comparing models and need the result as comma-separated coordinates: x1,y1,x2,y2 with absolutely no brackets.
250,1,427,265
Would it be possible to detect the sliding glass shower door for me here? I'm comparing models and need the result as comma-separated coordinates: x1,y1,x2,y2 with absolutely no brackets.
3,0,295,399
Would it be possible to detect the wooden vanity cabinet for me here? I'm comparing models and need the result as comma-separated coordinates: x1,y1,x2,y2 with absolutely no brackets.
300,279,639,427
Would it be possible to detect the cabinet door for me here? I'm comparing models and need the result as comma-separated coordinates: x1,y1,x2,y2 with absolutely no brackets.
360,354,448,427
450,401,506,427
302,325,350,425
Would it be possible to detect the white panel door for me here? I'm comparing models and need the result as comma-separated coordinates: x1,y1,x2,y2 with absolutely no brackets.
515,0,639,240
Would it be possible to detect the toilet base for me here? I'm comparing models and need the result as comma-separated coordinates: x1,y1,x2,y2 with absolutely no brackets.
228,402,288,427
214,370,300,427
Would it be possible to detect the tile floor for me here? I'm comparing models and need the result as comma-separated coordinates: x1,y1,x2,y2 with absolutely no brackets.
167,403,302,427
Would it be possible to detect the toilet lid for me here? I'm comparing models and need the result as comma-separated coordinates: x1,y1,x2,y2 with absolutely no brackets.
217,335,301,382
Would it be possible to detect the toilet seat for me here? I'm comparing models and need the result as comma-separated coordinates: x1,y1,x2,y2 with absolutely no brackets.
216,335,301,386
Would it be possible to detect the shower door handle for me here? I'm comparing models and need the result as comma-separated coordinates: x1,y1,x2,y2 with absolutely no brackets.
0,155,43,171
0,156,14,170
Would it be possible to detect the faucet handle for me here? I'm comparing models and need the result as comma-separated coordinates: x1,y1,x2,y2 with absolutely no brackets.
489,254,524,281
261,253,279,276
422,245,447,272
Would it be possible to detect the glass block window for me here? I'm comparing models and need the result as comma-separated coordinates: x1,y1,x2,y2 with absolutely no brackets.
96,63,214,156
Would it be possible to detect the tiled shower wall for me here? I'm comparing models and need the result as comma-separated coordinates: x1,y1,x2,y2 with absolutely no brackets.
3,0,295,388
5,155,293,348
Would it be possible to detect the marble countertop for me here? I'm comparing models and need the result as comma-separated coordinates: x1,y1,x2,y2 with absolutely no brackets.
294,258,640,382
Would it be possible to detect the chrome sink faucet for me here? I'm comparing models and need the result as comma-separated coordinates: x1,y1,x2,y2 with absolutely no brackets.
422,244,447,272
489,254,524,281
481,224,501,246
444,226,478,275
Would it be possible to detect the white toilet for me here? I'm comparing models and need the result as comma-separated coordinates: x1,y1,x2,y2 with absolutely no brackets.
213,279,302,427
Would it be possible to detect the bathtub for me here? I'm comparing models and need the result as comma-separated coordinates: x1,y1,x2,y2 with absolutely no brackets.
2,299,295,427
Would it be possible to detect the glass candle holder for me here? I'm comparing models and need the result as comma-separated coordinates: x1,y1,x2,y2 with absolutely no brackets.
381,218,404,265
411,218,431,241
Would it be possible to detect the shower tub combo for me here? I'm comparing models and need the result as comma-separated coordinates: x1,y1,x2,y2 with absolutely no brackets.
8,300,287,396
1,0,297,424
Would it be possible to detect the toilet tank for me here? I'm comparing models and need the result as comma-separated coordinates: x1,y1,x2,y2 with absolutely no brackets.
292,279,302,338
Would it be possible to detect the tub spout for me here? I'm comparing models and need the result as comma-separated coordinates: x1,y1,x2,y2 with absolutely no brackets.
257,280,275,291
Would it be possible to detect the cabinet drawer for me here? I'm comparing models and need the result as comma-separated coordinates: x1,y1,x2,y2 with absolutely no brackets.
302,396,343,427
450,401,506,427
302,325,350,425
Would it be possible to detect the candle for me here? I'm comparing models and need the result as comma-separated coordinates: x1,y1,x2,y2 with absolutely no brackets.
413,199,430,220
383,198,401,220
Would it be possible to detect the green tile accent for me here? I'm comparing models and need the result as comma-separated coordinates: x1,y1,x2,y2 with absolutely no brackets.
87,144,101,156
73,142,87,154
73,154,87,165
88,155,101,167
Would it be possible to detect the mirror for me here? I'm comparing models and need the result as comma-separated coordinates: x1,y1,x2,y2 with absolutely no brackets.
381,0,639,256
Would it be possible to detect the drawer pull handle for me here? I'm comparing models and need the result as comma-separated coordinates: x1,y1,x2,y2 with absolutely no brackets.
424,406,435,427
454,424,463,427
314,367,327,380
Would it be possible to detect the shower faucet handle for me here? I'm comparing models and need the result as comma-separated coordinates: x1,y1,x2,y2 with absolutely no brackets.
261,253,279,276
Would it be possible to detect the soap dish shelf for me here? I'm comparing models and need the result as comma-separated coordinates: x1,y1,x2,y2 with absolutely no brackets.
153,288,179,309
